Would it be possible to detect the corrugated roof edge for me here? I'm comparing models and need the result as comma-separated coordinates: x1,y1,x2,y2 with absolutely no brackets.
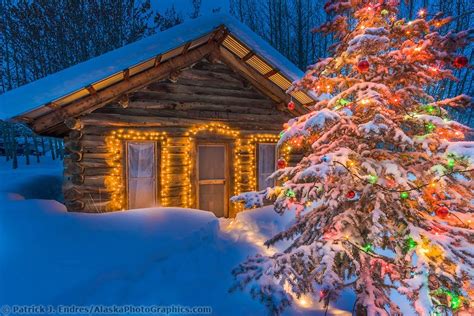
0,13,313,120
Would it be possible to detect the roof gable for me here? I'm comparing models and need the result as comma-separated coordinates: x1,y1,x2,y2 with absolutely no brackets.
0,14,317,135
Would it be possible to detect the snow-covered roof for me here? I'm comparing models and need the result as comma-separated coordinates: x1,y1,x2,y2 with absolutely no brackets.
0,14,316,121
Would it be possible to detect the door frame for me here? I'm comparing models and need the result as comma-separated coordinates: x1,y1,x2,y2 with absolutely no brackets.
124,140,160,210
195,142,230,217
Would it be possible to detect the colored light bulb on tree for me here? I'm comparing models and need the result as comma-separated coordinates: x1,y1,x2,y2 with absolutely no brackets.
286,189,296,198
447,158,455,168
362,243,372,253
368,174,378,184
400,191,409,199
356,60,370,73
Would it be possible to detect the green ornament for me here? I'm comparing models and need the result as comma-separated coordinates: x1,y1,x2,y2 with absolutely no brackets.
405,237,417,252
450,293,461,309
362,243,372,253
424,104,435,114
286,189,296,198
279,131,285,138
447,158,455,168
381,9,389,16
368,174,378,184
338,98,351,106
400,192,409,199
425,122,436,132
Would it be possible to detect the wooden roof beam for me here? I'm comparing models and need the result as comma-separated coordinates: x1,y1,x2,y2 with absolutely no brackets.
217,46,307,116
242,51,255,62
181,42,191,55
123,68,130,81
264,69,279,78
154,54,162,67
31,42,218,134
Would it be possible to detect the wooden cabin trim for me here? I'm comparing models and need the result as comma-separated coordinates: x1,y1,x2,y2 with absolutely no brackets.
31,43,218,135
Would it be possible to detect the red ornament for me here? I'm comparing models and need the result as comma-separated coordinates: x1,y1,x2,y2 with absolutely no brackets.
435,206,449,219
346,190,356,199
287,101,295,111
357,60,370,73
277,158,287,169
453,56,468,69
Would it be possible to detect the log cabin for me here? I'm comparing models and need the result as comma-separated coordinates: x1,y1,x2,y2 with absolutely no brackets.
0,14,319,217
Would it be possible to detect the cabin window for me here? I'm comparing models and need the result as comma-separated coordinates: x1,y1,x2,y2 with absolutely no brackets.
197,144,228,217
257,143,277,191
127,142,158,209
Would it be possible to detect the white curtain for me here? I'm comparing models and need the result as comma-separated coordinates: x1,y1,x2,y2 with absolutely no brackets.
128,142,156,209
258,144,276,190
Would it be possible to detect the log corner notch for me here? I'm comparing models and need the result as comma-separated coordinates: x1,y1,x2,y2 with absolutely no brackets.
117,94,129,108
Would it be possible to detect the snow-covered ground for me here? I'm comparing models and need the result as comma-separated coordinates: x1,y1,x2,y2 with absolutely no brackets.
0,157,354,315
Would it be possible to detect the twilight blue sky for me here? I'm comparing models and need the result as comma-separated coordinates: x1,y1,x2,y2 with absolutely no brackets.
152,0,230,16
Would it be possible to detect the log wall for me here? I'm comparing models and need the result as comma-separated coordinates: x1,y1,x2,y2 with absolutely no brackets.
62,58,295,216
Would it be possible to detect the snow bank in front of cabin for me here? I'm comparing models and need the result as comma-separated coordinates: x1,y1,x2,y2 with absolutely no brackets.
0,158,355,315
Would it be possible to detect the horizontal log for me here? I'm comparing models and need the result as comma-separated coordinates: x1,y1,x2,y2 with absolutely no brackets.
82,114,282,130
166,196,184,207
84,110,287,125
65,162,85,175
72,174,85,185
67,151,83,162
166,186,187,197
69,130,83,140
82,175,106,187
167,146,189,154
83,200,112,212
64,139,82,149
83,146,109,154
82,152,113,160
143,82,266,100
84,167,113,176
130,91,274,109
81,139,106,147
64,187,83,201
178,68,244,85
32,43,217,134
94,107,286,122
167,165,187,174
65,200,85,211
192,60,236,73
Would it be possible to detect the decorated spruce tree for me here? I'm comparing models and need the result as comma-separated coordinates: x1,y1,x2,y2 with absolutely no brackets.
231,1,473,315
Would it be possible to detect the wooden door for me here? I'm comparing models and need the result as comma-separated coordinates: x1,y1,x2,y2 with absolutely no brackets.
197,144,228,217
127,142,157,209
